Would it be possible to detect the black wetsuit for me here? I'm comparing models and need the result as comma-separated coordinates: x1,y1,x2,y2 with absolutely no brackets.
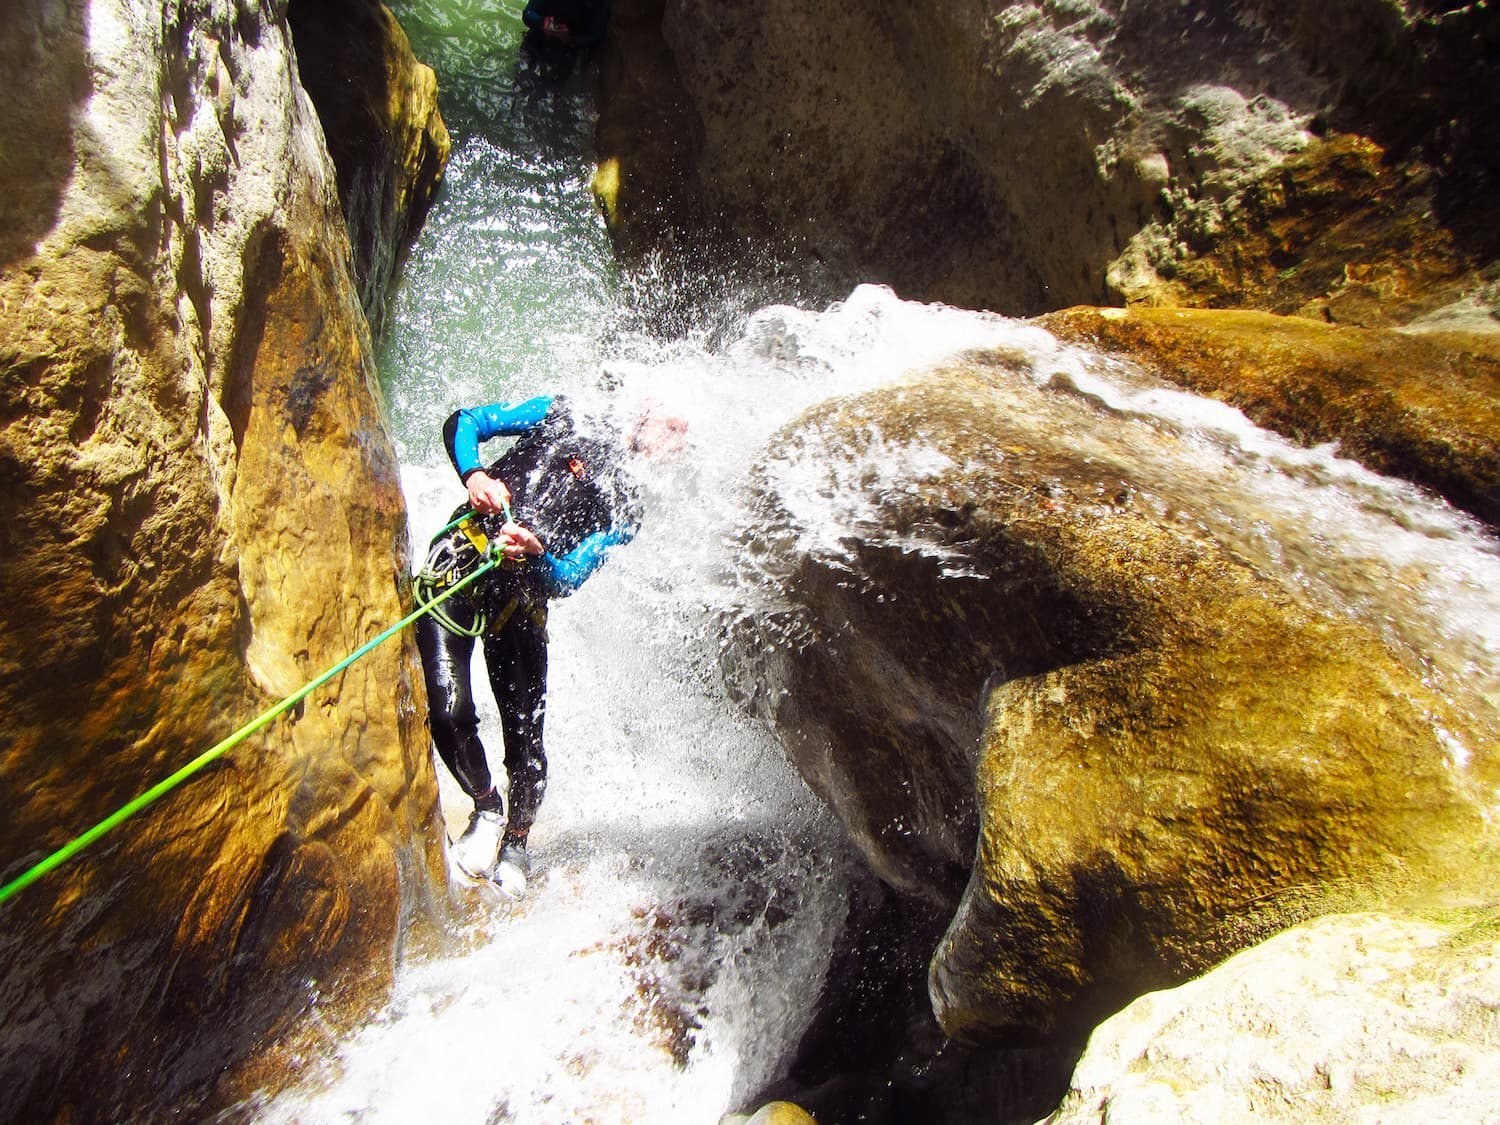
417,396,639,838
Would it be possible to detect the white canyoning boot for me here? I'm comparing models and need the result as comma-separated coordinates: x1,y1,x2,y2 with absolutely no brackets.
450,808,506,880
489,834,530,900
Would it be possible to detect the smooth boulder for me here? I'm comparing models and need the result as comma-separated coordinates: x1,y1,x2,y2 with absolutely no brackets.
725,352,1499,1046
1044,910,1500,1123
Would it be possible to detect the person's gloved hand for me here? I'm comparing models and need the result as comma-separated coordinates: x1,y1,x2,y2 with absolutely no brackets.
466,470,512,515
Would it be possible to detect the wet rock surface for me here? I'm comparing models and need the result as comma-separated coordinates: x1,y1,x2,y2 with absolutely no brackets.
598,0,1499,322
288,0,450,335
725,353,1499,1056
1041,305,1500,527
0,2,448,1117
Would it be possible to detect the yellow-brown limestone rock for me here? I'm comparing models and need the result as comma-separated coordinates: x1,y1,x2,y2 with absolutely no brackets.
598,1,1498,321
1105,135,1495,328
0,2,446,1118
728,357,1499,1047
1041,306,1500,527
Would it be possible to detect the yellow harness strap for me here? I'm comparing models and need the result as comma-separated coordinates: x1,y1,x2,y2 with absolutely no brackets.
458,517,490,557
487,597,548,636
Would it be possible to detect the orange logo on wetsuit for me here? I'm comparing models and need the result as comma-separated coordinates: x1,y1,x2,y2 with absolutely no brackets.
568,458,586,479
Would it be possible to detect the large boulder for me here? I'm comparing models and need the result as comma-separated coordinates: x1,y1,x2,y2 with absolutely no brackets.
0,2,446,1117
597,0,1499,322
725,352,1499,1047
1044,910,1500,1123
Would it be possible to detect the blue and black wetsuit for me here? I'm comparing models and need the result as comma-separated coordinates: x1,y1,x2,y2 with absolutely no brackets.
417,395,640,841
521,0,611,48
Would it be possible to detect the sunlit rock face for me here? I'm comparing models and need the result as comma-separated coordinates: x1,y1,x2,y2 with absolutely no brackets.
0,2,446,1117
598,0,1498,323
1041,306,1500,528
1044,910,1500,1123
726,356,1499,1045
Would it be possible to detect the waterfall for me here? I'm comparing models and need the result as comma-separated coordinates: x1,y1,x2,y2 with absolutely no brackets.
256,6,871,1120
259,274,1500,1120
252,4,1500,1121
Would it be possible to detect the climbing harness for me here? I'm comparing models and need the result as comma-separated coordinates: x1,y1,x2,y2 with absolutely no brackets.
0,504,513,909
487,594,548,636
414,512,510,637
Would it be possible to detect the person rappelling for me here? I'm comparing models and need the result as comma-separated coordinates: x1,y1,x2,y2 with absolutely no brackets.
415,394,686,898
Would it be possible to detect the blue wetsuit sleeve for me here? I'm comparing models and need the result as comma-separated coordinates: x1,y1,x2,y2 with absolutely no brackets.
445,396,554,480
537,522,637,596
521,1,544,32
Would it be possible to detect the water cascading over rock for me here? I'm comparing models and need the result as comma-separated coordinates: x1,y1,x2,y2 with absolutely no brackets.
1040,306,1500,527
0,1,447,1117
596,3,1500,1116
725,354,1499,1043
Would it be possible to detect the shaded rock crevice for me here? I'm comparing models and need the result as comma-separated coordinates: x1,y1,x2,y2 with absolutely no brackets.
286,0,450,337
748,869,1086,1125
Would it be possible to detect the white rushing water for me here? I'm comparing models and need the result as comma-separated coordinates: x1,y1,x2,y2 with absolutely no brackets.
253,289,1044,1123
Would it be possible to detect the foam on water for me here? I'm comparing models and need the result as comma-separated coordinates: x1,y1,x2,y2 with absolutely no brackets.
262,284,1500,1122
262,285,1094,1122
738,293,1500,710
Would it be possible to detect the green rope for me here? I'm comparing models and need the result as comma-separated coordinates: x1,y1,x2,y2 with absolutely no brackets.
414,579,488,637
0,538,504,909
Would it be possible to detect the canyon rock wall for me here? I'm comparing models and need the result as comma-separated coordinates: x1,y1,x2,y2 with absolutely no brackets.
602,7,1500,1109
288,0,449,335
718,311,1500,1120
0,1,447,1117
598,0,1498,325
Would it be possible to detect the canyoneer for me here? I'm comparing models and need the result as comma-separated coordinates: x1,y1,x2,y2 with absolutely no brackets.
521,0,612,49
415,394,686,898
